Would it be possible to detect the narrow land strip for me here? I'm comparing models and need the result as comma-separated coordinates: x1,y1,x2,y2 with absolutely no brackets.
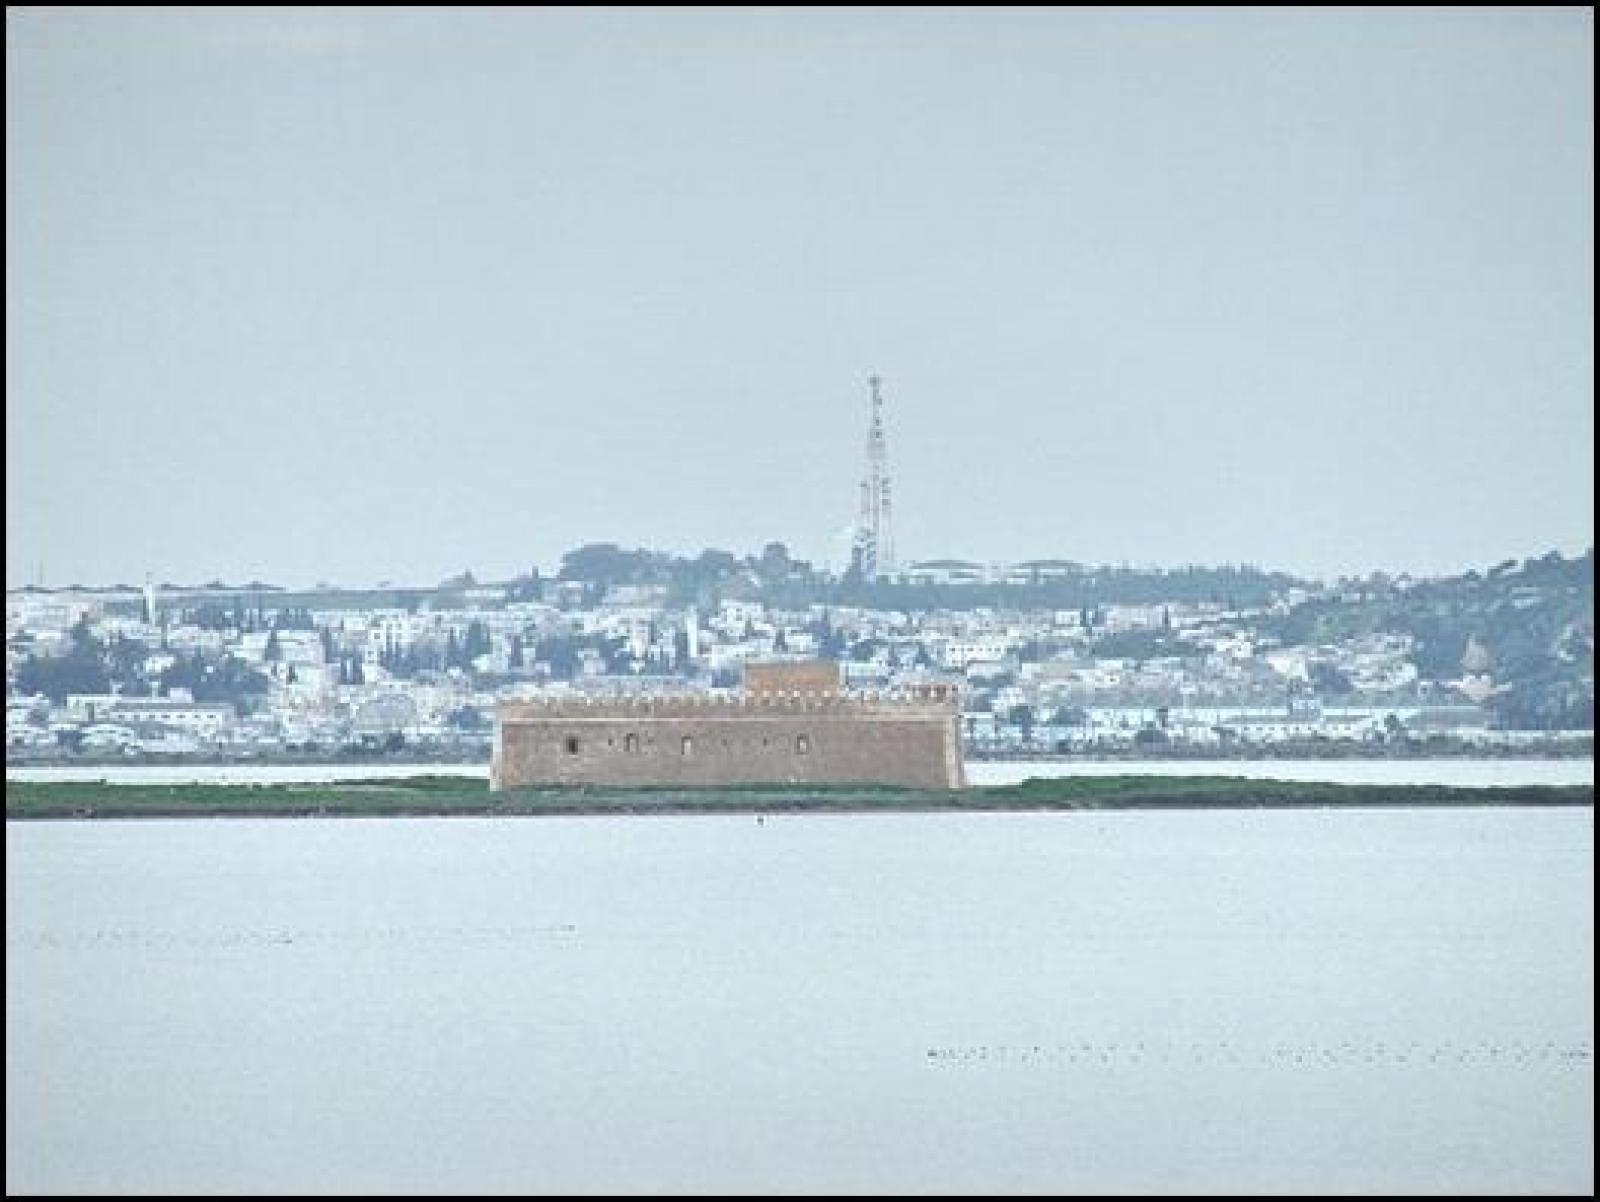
6,776,1592,820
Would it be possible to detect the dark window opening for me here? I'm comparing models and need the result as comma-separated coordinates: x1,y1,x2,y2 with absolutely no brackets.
563,736,580,755
796,734,810,755
624,733,639,753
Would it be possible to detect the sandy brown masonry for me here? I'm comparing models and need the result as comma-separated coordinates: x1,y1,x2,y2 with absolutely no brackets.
492,662,965,791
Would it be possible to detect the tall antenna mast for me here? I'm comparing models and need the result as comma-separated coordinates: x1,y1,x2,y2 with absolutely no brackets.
853,375,895,579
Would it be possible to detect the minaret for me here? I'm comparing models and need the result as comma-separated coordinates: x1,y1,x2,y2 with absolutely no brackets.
143,573,158,627
852,375,895,579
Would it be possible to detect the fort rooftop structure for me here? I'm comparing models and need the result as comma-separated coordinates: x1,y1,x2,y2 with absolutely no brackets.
492,661,965,791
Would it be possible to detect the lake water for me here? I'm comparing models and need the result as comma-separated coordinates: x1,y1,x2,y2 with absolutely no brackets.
6,756,1594,787
6,807,1592,1194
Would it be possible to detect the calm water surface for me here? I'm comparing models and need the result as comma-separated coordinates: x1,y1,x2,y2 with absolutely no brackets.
6,808,1593,1194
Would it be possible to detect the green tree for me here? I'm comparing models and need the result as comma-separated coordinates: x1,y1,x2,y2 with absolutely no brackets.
158,653,269,708
13,618,110,701
105,635,150,692
446,706,490,732
559,543,659,589
1308,661,1353,696
1007,704,1036,740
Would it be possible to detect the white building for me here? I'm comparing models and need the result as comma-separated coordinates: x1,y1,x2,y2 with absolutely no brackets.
904,560,986,586
102,698,237,738
938,634,1015,670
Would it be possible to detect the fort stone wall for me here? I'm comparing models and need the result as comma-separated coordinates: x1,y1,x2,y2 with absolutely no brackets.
492,692,965,791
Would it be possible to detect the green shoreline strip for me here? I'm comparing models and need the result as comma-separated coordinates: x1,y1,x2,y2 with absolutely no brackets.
6,775,1592,819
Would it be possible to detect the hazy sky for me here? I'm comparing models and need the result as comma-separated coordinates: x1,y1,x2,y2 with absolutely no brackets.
7,7,1593,588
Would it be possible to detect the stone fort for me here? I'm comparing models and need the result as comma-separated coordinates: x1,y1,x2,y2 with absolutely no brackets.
492,661,965,790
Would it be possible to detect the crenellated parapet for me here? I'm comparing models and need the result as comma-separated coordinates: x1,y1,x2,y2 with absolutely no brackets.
498,686,957,725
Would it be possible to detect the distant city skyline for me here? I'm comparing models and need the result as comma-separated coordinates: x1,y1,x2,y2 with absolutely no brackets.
9,537,1593,595
7,8,1593,590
